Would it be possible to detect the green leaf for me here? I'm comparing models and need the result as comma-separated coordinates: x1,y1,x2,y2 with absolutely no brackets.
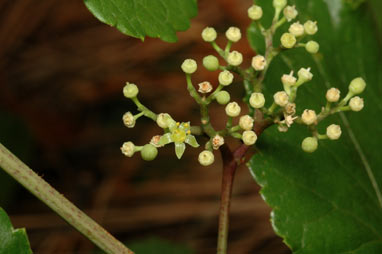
248,0,382,253
84,0,197,42
0,208,32,254
129,237,194,254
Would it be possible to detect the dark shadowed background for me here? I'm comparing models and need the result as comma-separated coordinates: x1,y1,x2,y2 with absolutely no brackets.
0,0,291,253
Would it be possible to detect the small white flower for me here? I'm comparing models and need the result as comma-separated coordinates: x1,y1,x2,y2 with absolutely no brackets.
349,96,364,111
122,112,135,128
274,91,289,107
284,103,296,116
212,135,225,150
251,55,267,71
121,142,135,157
289,22,305,37
198,81,213,94
150,135,163,147
326,88,341,102
326,124,342,140
242,130,258,146
283,5,298,22
201,27,217,42
225,102,241,117
239,115,254,131
301,109,317,125
249,92,265,108
298,67,313,82
225,27,242,42
281,114,297,127
227,51,243,66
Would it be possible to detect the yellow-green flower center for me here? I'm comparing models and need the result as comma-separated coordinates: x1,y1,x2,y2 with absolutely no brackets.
171,129,187,143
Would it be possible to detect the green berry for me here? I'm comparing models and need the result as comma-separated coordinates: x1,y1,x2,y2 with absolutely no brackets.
123,83,139,98
141,144,158,161
181,59,197,74
349,77,366,95
305,41,319,54
301,137,318,153
280,33,297,49
203,55,219,71
215,91,231,105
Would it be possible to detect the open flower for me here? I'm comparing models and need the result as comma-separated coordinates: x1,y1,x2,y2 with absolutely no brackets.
159,122,199,159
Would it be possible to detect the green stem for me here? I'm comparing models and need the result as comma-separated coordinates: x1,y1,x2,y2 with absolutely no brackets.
131,97,157,121
0,143,134,254
200,103,216,137
186,74,203,104
211,42,226,59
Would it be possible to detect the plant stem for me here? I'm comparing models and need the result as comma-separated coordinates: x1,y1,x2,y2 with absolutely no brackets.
0,143,134,254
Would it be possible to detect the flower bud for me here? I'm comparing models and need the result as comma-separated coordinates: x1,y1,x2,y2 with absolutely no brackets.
218,70,234,86
274,91,289,107
212,135,225,150
203,55,219,71
304,20,318,35
156,113,174,129
215,91,231,105
123,83,139,98
249,92,265,108
326,124,342,140
301,137,318,153
280,33,297,49
251,55,267,71
227,51,243,66
122,112,135,128
150,135,163,147
283,5,298,21
349,96,364,112
298,67,313,83
301,109,317,125
121,142,135,157
242,130,258,146
225,102,241,117
281,71,297,87
239,115,254,131
326,88,340,102
198,150,215,166
248,5,263,20
140,144,158,161
305,41,319,54
181,59,197,74
225,27,241,42
198,81,213,94
288,22,305,37
349,77,366,95
273,0,287,10
284,103,296,115
201,27,217,42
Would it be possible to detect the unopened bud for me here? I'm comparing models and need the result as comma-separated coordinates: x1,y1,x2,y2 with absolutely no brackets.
326,88,340,102
349,96,364,112
305,41,319,54
227,51,243,66
198,150,215,166
121,142,135,157
156,113,174,129
289,22,304,37
225,102,241,117
273,0,287,10
123,112,135,128
218,70,234,86
281,71,297,87
301,137,318,153
298,67,313,83
280,33,297,48
301,109,317,125
251,55,267,71
283,5,298,21
274,91,289,107
203,55,219,71
201,27,217,42
239,115,254,131
249,92,265,108
326,124,342,140
225,27,242,42
248,5,263,20
304,20,318,35
141,144,158,161
349,77,366,95
242,130,258,146
123,83,139,98
181,59,197,74
215,91,231,105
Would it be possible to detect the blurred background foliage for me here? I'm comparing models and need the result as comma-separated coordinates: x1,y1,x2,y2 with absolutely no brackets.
0,0,380,253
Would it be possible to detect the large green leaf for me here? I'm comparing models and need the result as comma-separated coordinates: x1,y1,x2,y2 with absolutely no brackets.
129,237,194,254
0,208,32,254
248,0,382,253
84,0,197,42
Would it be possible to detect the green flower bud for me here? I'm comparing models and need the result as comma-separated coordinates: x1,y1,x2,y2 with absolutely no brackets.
274,91,289,107
283,5,298,22
305,41,319,54
122,112,135,128
181,59,197,74
239,115,254,131
289,22,304,37
280,33,297,49
249,92,265,108
297,67,313,83
156,113,174,129
121,141,136,157
304,20,318,35
201,27,217,42
248,5,263,20
301,137,318,153
218,70,234,86
225,27,242,42
141,144,158,161
227,51,243,66
215,91,231,105
242,130,258,146
273,0,287,10
203,55,219,71
349,77,366,95
225,102,241,117
326,88,340,102
123,82,139,98
281,71,297,87
326,124,342,140
301,109,317,125
198,150,215,166
349,96,364,112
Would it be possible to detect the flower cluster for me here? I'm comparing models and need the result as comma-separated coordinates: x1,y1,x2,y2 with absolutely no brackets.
120,0,366,166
